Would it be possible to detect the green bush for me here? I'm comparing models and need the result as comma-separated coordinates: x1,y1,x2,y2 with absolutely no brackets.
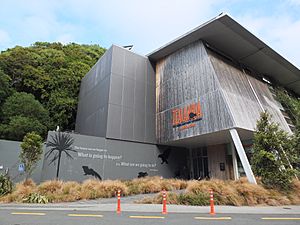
0,174,13,196
252,112,298,190
23,193,49,204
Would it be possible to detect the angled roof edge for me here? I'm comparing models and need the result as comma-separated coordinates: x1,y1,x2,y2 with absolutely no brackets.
147,13,300,96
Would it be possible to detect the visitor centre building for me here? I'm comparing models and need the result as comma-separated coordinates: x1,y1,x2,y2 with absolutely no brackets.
40,14,300,183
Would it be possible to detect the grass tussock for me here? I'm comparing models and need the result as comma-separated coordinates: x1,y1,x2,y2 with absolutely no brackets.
125,176,187,195
0,176,187,203
1,177,299,206
137,178,300,206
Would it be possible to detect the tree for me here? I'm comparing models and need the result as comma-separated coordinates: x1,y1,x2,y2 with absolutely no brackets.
0,42,105,134
45,132,76,179
0,92,49,140
252,111,298,190
0,69,12,106
0,116,47,141
20,132,43,180
2,92,49,124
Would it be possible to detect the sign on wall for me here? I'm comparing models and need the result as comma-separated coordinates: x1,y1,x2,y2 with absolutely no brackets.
172,101,203,130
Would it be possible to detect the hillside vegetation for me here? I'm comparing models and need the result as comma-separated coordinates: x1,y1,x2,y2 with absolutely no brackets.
0,42,105,141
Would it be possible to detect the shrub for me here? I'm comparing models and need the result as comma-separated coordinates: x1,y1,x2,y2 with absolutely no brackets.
0,174,13,196
20,132,43,180
252,111,298,190
23,193,49,204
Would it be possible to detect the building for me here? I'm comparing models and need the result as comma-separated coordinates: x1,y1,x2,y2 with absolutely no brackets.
38,14,299,183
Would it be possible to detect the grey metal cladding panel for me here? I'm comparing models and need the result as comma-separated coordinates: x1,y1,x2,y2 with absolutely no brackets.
76,76,110,135
111,46,125,76
146,83,156,115
124,50,137,80
106,104,122,139
134,80,146,109
109,74,123,105
98,76,110,108
75,47,113,136
81,48,112,94
133,106,146,141
133,80,146,142
136,57,147,83
120,107,134,140
96,47,112,81
94,105,109,137
122,77,135,108
145,112,156,143
79,113,97,136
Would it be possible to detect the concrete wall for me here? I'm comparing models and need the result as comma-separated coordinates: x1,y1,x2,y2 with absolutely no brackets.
41,131,187,182
0,139,44,183
76,45,156,144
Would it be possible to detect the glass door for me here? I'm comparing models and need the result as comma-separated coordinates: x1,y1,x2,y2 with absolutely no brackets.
192,147,209,179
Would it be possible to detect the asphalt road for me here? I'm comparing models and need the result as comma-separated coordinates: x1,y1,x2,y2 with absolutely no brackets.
0,209,300,225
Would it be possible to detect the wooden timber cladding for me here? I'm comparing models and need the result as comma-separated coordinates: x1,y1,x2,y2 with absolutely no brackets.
156,40,291,144
207,49,291,133
156,41,234,143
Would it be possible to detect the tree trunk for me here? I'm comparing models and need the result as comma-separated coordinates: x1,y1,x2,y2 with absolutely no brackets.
56,152,62,179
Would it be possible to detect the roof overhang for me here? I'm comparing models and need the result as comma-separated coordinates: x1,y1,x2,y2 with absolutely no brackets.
147,14,300,96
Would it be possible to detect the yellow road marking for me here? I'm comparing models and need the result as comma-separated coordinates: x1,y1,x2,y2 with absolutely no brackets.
11,212,45,216
194,216,231,220
262,217,300,220
68,214,103,218
129,215,165,219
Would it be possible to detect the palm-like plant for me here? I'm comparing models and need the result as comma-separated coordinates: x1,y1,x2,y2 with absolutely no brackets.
45,132,76,179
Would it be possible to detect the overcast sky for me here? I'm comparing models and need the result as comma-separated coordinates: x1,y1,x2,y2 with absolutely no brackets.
0,0,299,67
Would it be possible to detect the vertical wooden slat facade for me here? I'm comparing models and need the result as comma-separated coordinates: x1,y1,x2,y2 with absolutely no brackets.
156,40,291,144
208,50,290,132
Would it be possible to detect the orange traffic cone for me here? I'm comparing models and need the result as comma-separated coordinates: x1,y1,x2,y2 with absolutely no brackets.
117,190,121,214
209,189,215,215
162,189,167,214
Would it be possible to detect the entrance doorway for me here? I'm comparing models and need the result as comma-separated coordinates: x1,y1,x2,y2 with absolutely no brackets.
192,147,209,179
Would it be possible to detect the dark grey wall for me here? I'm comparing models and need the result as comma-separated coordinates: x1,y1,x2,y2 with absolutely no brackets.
75,47,112,137
41,132,186,181
76,45,156,144
107,46,156,143
0,139,44,183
